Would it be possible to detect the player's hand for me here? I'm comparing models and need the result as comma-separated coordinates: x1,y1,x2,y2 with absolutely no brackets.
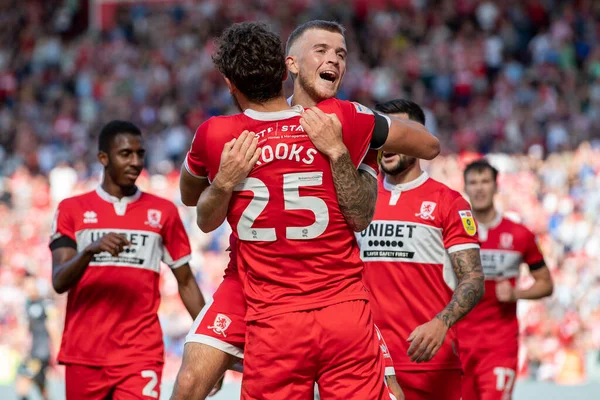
300,106,347,160
208,375,224,397
385,375,405,400
86,233,130,257
496,279,517,302
213,131,261,191
407,318,448,363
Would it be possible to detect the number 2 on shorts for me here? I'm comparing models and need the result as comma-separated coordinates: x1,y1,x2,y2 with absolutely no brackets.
141,370,159,398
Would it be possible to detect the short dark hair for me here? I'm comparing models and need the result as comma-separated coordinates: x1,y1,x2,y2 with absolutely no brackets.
212,22,286,103
374,99,426,125
98,120,142,153
464,159,499,183
285,20,345,55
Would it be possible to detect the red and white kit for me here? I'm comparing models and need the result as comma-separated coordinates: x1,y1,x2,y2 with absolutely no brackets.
49,187,191,399
186,98,394,399
457,214,545,400
359,172,480,400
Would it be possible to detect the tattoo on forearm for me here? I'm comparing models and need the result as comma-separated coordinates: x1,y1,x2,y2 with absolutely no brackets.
436,248,485,328
330,152,377,232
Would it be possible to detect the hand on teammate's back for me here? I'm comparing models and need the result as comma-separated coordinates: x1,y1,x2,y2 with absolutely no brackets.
86,233,131,257
495,279,517,302
406,317,448,363
213,130,261,191
300,107,348,160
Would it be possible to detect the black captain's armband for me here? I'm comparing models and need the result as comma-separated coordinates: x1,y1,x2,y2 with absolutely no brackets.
370,111,390,150
528,260,546,271
50,236,77,251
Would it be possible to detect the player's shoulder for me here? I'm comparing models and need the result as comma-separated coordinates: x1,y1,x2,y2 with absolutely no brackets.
501,215,535,237
194,114,245,137
58,190,97,210
316,98,373,116
425,177,466,202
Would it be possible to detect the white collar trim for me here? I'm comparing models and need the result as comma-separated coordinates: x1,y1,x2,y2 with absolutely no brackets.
383,171,429,192
96,186,142,204
243,105,304,121
480,211,503,229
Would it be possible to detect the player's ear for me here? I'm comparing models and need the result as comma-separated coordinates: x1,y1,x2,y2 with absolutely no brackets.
97,151,109,168
286,55,299,76
223,77,234,94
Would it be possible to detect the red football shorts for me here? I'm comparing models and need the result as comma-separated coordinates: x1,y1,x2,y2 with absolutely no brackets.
460,346,518,400
394,369,461,400
65,361,163,400
241,300,394,400
375,324,396,376
185,270,246,359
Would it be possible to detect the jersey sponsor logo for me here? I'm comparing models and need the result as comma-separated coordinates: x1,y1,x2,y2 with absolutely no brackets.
76,229,164,273
480,249,522,278
357,220,446,263
415,201,437,220
500,233,514,249
83,211,98,224
459,210,477,236
208,313,232,337
352,102,374,115
145,209,163,229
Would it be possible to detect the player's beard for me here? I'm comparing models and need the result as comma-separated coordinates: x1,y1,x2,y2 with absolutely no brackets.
381,155,417,176
297,71,328,103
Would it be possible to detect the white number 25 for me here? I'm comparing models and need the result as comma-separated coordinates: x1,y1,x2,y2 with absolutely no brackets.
235,172,329,241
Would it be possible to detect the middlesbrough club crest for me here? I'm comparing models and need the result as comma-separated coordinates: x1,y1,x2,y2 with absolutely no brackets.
415,201,437,220
500,233,514,249
145,209,162,228
208,314,232,337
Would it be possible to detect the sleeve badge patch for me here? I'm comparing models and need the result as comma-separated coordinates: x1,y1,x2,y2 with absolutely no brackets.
459,210,477,236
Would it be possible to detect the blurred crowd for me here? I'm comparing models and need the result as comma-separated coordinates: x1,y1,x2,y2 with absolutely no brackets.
0,0,599,387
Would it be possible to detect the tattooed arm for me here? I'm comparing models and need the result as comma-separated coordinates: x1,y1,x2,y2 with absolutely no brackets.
300,107,378,232
436,248,485,327
407,248,484,363
329,153,377,231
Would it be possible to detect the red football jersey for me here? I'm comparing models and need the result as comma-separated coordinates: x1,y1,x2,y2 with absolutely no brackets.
49,187,191,366
359,172,480,371
457,215,544,352
185,98,386,320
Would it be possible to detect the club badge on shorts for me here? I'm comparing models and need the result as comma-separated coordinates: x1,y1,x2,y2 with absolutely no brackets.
208,313,232,337
459,210,477,236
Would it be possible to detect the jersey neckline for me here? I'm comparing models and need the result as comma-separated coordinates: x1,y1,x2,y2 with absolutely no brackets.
382,171,429,193
96,185,142,205
243,105,304,121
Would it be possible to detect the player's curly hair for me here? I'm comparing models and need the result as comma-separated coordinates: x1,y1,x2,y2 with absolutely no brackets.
212,22,286,103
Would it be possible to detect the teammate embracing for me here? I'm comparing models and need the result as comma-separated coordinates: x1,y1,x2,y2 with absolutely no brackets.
174,21,414,399
457,160,553,400
176,21,439,400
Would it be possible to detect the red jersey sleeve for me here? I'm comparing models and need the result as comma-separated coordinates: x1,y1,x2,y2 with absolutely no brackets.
49,199,77,250
359,149,380,179
523,229,545,270
442,194,480,253
325,99,382,169
161,204,192,269
184,123,210,179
